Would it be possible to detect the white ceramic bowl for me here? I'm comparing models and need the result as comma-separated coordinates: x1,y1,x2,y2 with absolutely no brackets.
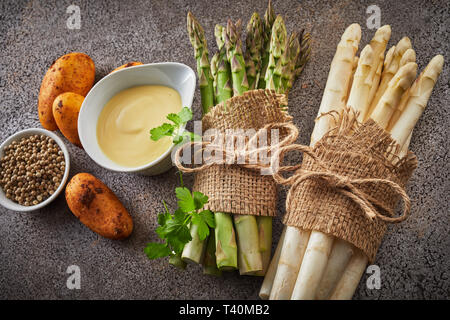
0,128,70,212
78,62,196,175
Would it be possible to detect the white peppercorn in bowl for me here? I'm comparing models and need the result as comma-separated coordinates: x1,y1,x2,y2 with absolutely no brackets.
0,128,70,212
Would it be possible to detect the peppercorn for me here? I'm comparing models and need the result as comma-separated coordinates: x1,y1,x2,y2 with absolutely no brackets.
0,134,65,206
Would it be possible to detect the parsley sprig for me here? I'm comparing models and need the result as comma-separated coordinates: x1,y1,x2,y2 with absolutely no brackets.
150,107,200,144
144,175,215,260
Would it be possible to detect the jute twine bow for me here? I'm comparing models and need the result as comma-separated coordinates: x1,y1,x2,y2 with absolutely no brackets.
174,122,299,173
271,144,412,223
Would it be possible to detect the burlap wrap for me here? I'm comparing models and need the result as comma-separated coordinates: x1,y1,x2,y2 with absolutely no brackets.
177,89,295,217
274,110,417,262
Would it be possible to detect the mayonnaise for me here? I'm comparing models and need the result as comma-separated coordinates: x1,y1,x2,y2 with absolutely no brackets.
97,85,182,167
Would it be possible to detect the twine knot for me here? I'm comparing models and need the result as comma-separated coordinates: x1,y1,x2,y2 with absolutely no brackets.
272,144,412,224
174,122,299,174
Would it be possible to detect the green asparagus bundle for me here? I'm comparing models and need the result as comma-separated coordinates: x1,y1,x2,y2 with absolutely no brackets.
180,0,311,277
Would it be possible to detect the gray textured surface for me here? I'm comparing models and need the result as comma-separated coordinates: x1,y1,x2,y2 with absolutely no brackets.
0,0,449,300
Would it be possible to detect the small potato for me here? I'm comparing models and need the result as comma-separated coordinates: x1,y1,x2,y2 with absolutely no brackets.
110,61,143,74
65,173,133,240
53,92,84,147
38,52,95,131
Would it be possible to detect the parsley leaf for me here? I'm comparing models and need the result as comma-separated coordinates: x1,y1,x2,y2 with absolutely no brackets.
199,210,215,228
150,123,174,141
175,187,196,213
193,191,209,210
149,107,196,145
167,113,181,126
144,243,171,259
178,107,193,123
144,176,215,261
191,212,210,241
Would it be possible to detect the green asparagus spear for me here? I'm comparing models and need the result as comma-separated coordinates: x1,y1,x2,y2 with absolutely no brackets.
210,52,220,104
214,25,233,103
169,253,187,270
210,25,238,270
294,31,312,78
234,215,263,275
282,32,301,94
181,224,207,264
284,30,311,93
215,212,238,270
225,19,263,275
245,13,264,90
265,15,288,92
254,216,273,275
259,0,276,89
187,12,215,114
203,230,222,276
225,19,249,96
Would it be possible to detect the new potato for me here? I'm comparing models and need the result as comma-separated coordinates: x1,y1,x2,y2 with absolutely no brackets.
65,173,133,240
38,52,95,131
110,61,143,74
52,92,84,147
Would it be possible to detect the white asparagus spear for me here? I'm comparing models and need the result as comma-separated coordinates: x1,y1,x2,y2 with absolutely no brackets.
347,45,374,121
366,25,391,106
386,49,417,129
366,37,412,119
265,24,362,301
370,62,418,129
390,55,444,146
383,45,396,71
310,23,362,145
346,56,359,102
400,48,417,67
401,133,412,156
270,227,310,299
315,238,356,299
329,54,444,300
315,41,380,300
291,231,334,299
329,249,368,300
259,227,286,299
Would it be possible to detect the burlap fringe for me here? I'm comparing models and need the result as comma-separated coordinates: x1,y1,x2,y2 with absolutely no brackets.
278,108,417,262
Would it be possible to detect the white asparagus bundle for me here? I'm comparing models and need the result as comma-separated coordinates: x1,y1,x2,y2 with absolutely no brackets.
329,54,443,300
291,25,390,301
260,23,443,300
263,24,361,300
316,54,416,300
318,46,419,298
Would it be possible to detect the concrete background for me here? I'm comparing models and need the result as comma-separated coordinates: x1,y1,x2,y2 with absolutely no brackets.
0,0,448,300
